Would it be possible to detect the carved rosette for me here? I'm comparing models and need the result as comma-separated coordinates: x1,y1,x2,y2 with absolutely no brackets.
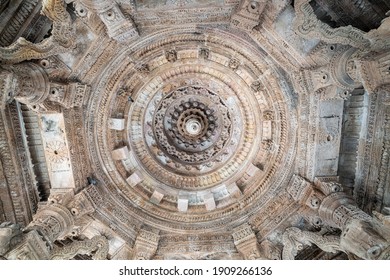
87,27,297,234
138,75,245,188
150,86,234,168
126,56,260,195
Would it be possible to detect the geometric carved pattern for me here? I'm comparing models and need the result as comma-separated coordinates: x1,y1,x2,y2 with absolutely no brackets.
50,236,109,260
1,0,390,261
87,27,297,234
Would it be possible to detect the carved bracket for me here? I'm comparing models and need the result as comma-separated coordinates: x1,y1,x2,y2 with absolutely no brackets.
281,227,341,260
50,235,109,260
293,0,369,50
0,0,76,64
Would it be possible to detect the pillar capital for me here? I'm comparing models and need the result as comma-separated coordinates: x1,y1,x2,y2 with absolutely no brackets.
286,174,390,259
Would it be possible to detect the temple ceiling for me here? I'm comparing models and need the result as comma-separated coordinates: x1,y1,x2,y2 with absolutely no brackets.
0,0,390,260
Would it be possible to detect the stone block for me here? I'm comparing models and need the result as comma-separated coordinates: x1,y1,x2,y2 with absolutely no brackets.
150,190,164,205
126,171,143,187
203,192,216,211
177,196,188,212
247,163,260,177
262,120,272,140
112,146,130,160
109,118,125,131
227,182,242,196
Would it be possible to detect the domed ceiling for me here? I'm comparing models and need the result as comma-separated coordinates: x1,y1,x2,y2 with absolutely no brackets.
1,0,390,260
88,27,296,234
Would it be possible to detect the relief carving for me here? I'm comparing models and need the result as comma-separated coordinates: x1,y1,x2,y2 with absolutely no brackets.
0,0,388,261
0,222,23,256
50,235,109,260
0,0,76,64
293,0,369,50
286,175,390,259
231,0,267,30
293,0,390,51
282,227,342,260
133,228,160,260
232,223,262,259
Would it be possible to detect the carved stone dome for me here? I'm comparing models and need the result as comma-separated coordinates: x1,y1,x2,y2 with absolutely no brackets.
87,27,297,233
3,0,390,261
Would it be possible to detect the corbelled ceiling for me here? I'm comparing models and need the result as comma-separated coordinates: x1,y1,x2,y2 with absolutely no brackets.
0,0,390,260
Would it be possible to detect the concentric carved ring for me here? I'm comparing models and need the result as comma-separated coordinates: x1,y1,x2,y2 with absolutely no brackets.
130,65,250,187
153,86,232,165
87,28,297,231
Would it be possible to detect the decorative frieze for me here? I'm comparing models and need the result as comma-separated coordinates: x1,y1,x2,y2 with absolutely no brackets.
2,0,388,261
48,82,90,108
50,235,109,260
133,228,160,260
156,233,237,259
232,223,261,259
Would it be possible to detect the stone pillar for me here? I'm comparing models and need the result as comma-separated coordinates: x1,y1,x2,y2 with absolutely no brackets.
354,51,390,94
0,187,104,260
0,222,23,256
4,229,51,260
317,182,390,259
232,223,263,259
329,44,390,95
27,203,74,245
1,202,74,260
287,175,390,259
